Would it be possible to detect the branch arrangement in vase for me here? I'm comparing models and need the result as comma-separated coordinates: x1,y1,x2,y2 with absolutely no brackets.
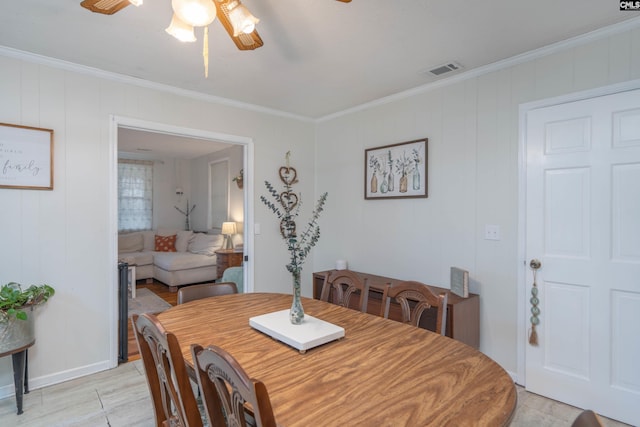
174,200,196,231
261,152,328,276
260,152,328,324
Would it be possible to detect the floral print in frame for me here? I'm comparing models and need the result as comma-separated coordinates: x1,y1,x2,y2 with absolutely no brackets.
365,138,427,199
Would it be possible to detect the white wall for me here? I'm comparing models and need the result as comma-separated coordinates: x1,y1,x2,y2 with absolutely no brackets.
314,26,640,375
190,145,244,234
154,157,194,230
2,21,638,398
0,55,315,397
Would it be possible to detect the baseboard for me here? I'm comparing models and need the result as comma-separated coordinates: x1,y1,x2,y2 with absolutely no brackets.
0,359,113,400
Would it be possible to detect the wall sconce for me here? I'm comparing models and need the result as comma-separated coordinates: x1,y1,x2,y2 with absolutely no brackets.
232,169,243,189
176,187,184,196
221,221,237,249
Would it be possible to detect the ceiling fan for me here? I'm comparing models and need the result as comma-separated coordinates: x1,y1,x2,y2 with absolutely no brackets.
80,0,352,52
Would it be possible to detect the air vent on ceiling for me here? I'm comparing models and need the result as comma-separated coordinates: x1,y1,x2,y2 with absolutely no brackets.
427,61,463,76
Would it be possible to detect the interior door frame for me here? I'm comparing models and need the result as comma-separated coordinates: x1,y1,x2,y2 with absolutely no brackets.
107,115,255,367
516,78,640,385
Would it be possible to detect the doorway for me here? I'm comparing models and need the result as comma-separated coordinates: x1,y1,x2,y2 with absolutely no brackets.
519,86,640,425
108,115,254,366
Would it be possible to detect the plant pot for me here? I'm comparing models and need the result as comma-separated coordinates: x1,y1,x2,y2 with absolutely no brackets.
0,308,35,354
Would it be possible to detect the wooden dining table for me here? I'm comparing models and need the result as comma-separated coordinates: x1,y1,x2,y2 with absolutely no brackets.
157,292,516,426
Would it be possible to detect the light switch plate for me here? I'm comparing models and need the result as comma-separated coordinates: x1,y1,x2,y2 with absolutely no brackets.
484,224,500,240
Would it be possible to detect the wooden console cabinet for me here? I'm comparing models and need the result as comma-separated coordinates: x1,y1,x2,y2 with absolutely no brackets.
215,249,244,278
313,270,480,349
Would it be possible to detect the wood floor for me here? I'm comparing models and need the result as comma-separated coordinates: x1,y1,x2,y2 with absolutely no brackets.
127,281,178,361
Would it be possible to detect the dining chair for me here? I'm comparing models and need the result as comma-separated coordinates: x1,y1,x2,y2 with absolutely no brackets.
177,282,238,304
191,344,277,427
571,409,604,427
221,266,244,293
132,313,203,427
319,269,370,313
381,280,448,335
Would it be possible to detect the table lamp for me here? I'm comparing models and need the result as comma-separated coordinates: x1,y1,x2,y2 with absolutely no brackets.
221,221,237,250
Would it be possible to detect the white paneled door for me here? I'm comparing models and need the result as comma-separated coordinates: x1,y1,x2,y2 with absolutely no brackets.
525,89,640,426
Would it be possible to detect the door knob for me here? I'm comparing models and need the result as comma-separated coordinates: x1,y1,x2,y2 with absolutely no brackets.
529,259,541,270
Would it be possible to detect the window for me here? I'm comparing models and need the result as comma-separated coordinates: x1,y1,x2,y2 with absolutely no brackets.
118,160,153,232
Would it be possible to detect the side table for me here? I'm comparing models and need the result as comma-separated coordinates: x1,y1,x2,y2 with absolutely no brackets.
0,341,34,415
313,270,480,349
214,248,244,278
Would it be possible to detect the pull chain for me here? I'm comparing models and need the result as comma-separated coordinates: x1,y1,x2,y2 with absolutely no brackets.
529,259,541,346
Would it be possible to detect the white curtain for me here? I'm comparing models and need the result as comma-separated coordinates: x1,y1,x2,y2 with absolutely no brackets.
118,160,153,232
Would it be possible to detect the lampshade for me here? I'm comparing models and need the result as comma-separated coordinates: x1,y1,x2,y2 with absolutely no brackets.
166,14,197,42
172,0,217,27
221,222,237,235
227,1,259,36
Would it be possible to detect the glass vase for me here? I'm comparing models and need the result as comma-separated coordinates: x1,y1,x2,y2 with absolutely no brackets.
290,270,304,324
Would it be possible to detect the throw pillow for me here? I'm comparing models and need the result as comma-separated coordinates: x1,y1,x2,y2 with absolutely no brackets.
188,233,224,256
175,230,194,252
142,230,156,251
156,228,178,237
118,233,144,253
155,234,177,252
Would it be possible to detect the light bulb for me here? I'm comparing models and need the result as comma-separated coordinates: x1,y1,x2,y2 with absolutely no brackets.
172,0,217,27
165,14,197,42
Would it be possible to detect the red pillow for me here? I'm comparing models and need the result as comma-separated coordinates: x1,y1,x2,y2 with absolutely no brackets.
155,235,177,252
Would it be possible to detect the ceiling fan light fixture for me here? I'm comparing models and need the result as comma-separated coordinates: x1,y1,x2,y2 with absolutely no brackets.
166,14,197,42
227,1,259,36
172,0,217,27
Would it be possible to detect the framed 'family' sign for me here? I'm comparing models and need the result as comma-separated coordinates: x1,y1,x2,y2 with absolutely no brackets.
365,138,427,200
0,122,54,190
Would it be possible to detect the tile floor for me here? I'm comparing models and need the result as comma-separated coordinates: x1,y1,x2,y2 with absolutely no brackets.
0,360,633,427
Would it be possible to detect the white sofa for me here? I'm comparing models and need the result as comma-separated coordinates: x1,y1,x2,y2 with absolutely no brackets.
118,229,225,292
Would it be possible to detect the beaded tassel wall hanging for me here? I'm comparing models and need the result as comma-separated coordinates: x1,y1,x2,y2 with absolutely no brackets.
529,259,542,346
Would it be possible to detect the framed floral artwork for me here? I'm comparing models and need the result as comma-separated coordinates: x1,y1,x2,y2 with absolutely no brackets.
0,122,54,190
365,138,427,200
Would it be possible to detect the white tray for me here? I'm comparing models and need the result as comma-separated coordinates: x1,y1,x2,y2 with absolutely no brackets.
249,309,345,353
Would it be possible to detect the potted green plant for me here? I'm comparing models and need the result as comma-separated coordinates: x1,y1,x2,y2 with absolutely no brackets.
0,282,55,354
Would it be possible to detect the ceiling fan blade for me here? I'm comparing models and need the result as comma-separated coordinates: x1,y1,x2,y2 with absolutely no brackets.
80,0,130,15
214,0,264,51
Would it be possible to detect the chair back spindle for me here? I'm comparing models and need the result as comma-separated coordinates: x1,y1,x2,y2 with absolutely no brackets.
192,344,277,427
319,270,370,313
381,281,448,335
132,313,203,427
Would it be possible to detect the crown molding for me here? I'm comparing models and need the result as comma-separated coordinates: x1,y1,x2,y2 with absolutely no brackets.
2,16,639,124
0,45,313,123
318,16,640,122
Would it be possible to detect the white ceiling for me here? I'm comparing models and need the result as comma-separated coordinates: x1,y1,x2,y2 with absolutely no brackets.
0,1,638,120
117,127,230,159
